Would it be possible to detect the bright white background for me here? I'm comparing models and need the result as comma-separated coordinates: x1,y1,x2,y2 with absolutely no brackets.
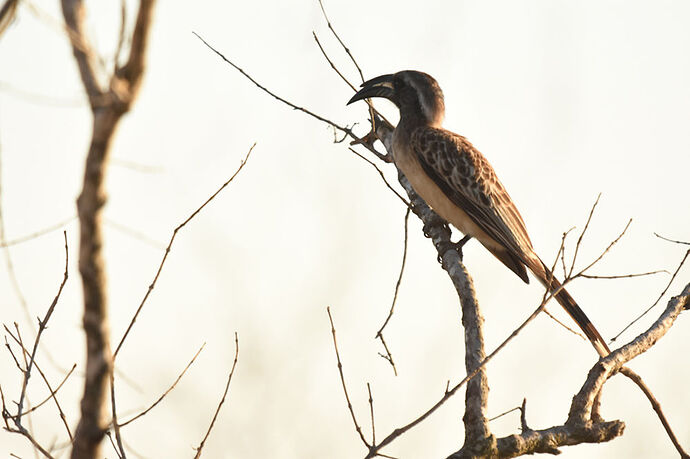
1,1,688,458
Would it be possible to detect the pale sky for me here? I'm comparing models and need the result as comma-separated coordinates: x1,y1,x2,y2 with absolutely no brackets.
1,1,689,458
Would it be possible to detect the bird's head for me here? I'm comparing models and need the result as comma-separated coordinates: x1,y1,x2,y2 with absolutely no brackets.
347,70,445,127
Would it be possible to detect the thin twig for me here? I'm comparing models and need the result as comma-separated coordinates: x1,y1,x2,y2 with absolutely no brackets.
376,337,396,369
0,80,85,106
194,32,350,133
367,383,375,446
348,149,409,207
5,327,74,440
1,359,57,459
580,269,667,280
312,32,357,91
118,343,205,427
0,217,76,248
520,398,529,431
374,208,411,375
109,368,126,458
316,0,365,82
193,33,390,164
611,249,689,342
568,193,601,278
654,233,690,246
574,219,632,278
110,158,164,173
327,307,370,447
114,144,255,358
105,431,124,459
542,308,586,341
107,144,253,458
619,366,690,459
573,218,632,279
311,32,392,133
104,218,166,250
194,333,239,459
17,231,69,423
4,332,23,371
488,405,522,423
21,363,77,416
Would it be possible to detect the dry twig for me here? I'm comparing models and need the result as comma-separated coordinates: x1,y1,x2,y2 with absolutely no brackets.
113,144,255,357
1,232,70,456
118,343,206,427
374,207,411,375
327,307,370,448
193,333,239,459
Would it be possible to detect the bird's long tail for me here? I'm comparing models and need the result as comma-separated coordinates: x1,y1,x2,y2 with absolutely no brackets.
534,261,610,357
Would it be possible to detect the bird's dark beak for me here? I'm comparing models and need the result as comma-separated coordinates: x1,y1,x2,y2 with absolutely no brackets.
347,74,395,105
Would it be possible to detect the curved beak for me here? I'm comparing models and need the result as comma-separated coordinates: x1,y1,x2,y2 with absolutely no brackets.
347,74,395,105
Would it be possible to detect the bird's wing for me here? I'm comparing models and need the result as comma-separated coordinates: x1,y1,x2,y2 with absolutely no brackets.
410,126,535,265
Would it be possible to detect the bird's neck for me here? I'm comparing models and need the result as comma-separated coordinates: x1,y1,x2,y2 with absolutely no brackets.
399,109,443,132
397,113,441,138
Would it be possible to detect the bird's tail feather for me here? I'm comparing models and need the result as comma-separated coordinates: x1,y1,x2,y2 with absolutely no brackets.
534,261,610,357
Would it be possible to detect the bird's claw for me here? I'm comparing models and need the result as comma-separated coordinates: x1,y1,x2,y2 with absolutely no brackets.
436,235,472,263
422,217,449,238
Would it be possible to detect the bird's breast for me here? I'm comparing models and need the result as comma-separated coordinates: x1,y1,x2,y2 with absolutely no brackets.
392,132,500,250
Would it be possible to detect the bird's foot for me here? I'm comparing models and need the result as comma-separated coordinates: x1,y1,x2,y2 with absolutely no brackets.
422,216,449,238
437,235,472,263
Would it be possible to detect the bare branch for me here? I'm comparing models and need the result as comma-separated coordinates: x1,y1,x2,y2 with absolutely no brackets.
327,307,370,448
194,333,239,459
108,370,126,458
0,216,76,248
61,1,158,456
580,269,667,280
21,364,77,417
312,32,357,92
575,218,632,277
103,218,166,250
568,193,601,277
542,307,586,341
348,149,408,207
569,283,690,425
1,231,72,449
487,405,521,423
619,366,689,459
114,144,255,358
194,32,350,132
118,343,205,427
193,33,391,164
316,0,365,82
611,249,689,342
16,232,69,420
375,207,411,375
654,233,690,246
367,383,375,446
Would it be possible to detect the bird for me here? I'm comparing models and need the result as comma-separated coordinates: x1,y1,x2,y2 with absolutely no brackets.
347,70,610,357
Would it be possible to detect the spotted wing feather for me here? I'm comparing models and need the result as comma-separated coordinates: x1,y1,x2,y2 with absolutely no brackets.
411,127,536,275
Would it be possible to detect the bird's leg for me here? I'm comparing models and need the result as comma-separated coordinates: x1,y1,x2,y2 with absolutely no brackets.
437,234,473,262
422,213,449,238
